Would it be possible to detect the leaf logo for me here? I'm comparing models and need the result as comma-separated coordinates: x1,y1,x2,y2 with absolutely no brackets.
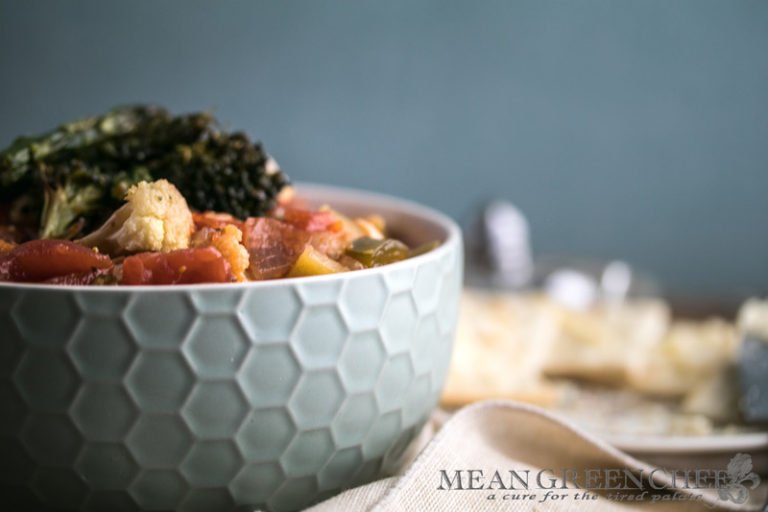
718,453,761,504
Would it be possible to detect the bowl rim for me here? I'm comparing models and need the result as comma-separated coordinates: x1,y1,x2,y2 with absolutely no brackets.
0,182,462,292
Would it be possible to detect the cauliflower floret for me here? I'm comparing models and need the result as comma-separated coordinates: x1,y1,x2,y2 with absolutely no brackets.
194,224,250,282
77,179,193,256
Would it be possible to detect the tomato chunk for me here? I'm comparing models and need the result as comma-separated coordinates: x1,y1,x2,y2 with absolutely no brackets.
282,207,342,233
1,240,113,283
121,247,233,285
243,218,309,280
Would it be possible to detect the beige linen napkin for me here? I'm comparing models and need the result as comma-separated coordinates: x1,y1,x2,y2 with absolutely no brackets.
308,401,766,511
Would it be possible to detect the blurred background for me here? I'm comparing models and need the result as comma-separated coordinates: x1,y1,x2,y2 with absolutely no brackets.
1,0,766,307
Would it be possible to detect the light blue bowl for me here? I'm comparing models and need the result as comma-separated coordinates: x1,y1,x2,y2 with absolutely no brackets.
0,184,463,512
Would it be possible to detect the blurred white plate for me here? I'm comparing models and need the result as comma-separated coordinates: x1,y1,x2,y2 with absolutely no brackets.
607,432,768,476
607,432,768,454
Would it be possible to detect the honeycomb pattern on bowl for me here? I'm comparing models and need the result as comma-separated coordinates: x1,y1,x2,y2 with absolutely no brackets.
0,240,461,512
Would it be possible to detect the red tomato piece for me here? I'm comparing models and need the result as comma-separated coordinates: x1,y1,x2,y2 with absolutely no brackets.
282,207,343,233
2,240,113,283
242,217,309,280
121,247,233,285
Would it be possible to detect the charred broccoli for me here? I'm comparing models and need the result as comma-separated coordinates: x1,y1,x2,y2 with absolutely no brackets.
0,106,289,240
1,107,161,240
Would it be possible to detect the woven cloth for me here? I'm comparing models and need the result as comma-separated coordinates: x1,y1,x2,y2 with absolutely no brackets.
307,401,766,511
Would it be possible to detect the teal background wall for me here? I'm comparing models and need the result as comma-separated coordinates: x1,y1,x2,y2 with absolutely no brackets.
1,1,767,300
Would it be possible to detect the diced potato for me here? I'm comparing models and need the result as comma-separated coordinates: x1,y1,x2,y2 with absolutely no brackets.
287,245,346,278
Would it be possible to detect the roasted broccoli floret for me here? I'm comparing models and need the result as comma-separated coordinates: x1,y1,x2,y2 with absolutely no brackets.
37,162,151,240
152,133,289,220
0,105,290,240
0,107,161,240
0,105,162,191
77,179,193,256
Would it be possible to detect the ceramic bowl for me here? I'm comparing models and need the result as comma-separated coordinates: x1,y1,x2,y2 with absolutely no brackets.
0,184,463,512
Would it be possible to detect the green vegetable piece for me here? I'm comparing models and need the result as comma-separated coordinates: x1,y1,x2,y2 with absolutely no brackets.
0,105,162,190
0,105,290,240
0,106,170,239
40,181,103,240
345,237,410,268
